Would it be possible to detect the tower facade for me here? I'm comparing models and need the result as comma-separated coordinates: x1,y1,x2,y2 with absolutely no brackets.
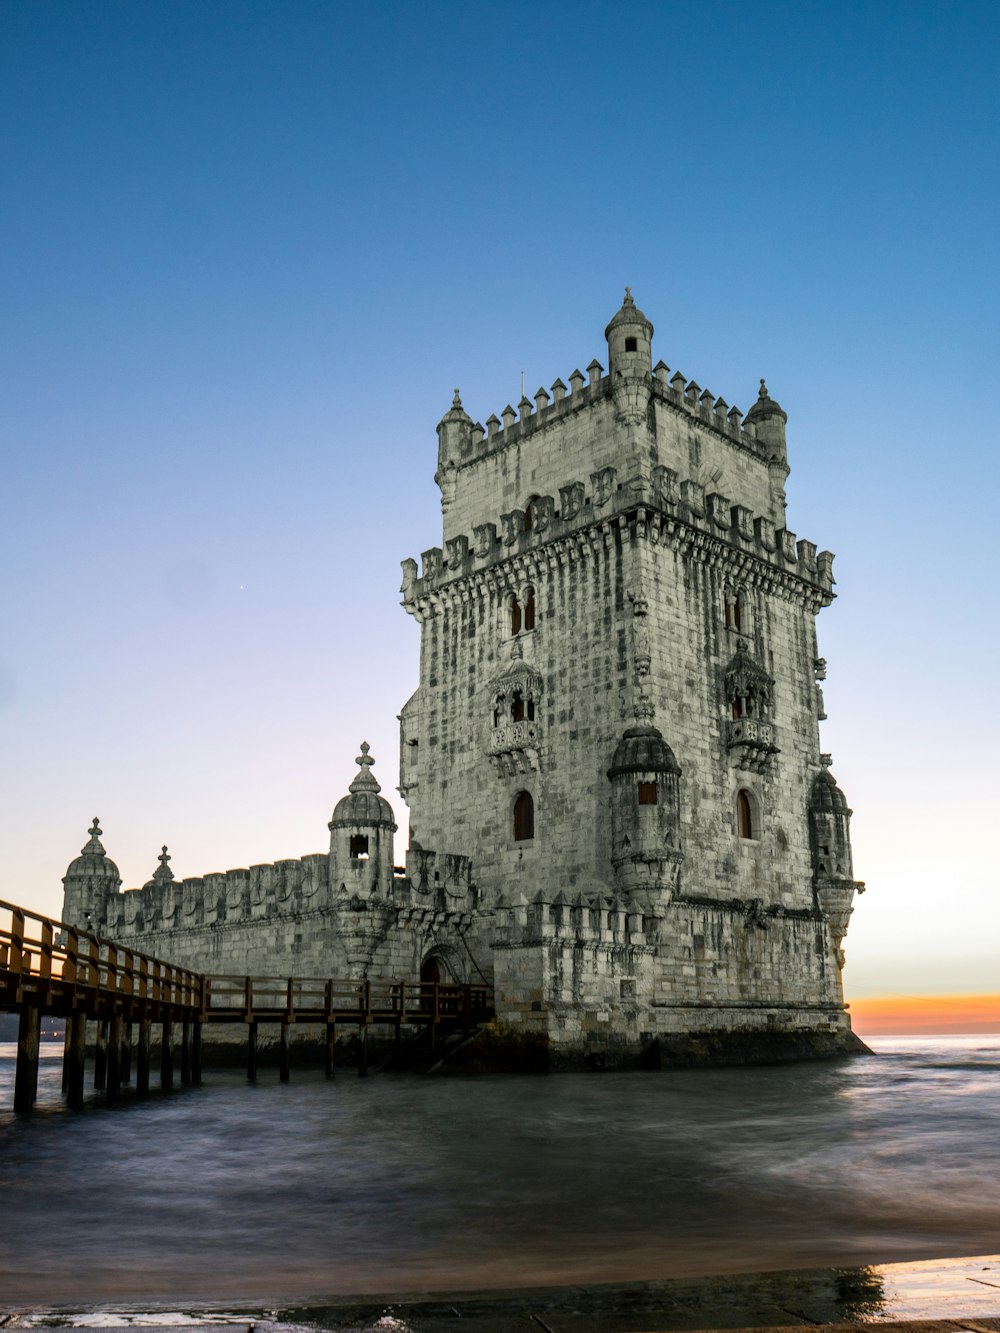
399,291,865,1061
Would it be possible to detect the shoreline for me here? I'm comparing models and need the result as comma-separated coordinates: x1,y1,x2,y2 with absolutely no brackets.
5,1254,1000,1332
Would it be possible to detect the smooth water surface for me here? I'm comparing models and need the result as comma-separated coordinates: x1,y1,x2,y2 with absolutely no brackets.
1,1036,998,1304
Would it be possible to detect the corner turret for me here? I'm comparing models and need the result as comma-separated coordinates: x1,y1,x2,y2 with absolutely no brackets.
744,378,788,465
808,756,863,964
607,726,683,901
328,742,397,901
61,818,121,930
435,389,473,510
605,287,654,431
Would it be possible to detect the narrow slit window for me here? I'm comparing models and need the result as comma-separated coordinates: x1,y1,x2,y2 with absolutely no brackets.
737,791,754,840
510,596,521,635
637,781,657,806
524,588,536,631
513,790,535,842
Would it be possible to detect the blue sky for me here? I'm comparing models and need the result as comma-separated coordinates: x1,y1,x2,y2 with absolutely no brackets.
2,1,998,999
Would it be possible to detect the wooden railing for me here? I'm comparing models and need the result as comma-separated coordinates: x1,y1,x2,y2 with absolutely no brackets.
0,899,204,1012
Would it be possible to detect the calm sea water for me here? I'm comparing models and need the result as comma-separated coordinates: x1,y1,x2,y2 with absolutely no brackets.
0,1035,998,1305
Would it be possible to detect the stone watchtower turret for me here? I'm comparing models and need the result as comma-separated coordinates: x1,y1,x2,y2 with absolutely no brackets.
607,726,684,903
328,742,397,901
61,818,121,931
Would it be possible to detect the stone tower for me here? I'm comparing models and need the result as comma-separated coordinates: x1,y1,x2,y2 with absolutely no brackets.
399,290,865,1061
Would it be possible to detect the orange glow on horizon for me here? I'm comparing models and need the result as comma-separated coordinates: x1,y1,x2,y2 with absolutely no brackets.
850,993,1000,1035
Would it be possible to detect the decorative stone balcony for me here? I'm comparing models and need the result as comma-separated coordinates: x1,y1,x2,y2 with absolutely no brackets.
491,720,539,755
727,717,778,772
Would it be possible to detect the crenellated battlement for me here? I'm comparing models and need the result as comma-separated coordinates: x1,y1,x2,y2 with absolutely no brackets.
402,461,835,609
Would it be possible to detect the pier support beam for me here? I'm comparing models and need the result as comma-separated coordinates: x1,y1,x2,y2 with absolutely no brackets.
122,1022,132,1084
160,1018,174,1090
279,1020,291,1083
357,1022,368,1078
180,1018,191,1086
247,1021,258,1082
325,1021,336,1077
106,1014,123,1101
13,1003,41,1113
94,1019,108,1090
136,1017,151,1095
191,1019,202,1086
65,1010,87,1110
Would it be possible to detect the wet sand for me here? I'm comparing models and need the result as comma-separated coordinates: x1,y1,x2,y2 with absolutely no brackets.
5,1254,1000,1333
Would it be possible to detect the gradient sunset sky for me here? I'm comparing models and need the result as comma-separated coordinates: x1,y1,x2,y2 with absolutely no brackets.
2,2,998,1020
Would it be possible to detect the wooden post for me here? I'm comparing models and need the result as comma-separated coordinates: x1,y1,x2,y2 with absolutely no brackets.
13,1003,41,1112
136,1016,151,1095
357,1021,368,1077
94,1018,108,1090
106,1014,123,1101
180,1017,191,1086
247,1020,258,1081
62,1019,73,1095
66,1009,87,1110
279,1019,291,1082
325,1020,336,1077
191,1019,202,1086
121,1021,133,1084
160,1017,174,1090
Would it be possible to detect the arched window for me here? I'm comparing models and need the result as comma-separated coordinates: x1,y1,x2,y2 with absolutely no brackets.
511,689,525,722
510,596,521,635
724,588,742,631
513,790,535,842
524,586,536,631
736,790,755,840
731,694,743,720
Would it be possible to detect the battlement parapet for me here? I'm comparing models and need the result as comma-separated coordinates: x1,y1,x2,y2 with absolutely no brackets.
493,891,661,949
402,466,836,607
454,353,773,471
99,853,333,938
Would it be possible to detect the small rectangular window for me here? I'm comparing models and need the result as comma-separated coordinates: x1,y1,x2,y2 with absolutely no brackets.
637,782,657,805
349,834,369,858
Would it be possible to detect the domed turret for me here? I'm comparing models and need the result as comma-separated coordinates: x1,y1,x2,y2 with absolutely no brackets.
744,378,788,464
605,288,654,428
607,726,683,900
808,757,861,960
61,818,121,930
329,742,397,900
435,389,473,504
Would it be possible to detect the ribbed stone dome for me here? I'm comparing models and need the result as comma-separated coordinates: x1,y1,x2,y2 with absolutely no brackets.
608,726,681,778
604,287,653,339
63,819,121,884
809,766,850,815
329,742,396,830
744,377,787,425
437,388,473,428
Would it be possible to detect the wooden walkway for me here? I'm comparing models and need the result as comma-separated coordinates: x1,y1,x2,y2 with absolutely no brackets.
0,898,494,1112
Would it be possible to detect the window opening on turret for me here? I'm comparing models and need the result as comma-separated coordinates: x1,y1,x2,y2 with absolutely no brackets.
737,790,754,840
638,782,657,805
513,790,535,842
349,834,369,859
510,596,521,635
732,695,743,720
625,337,637,352
512,690,525,722
527,697,535,722
524,587,536,631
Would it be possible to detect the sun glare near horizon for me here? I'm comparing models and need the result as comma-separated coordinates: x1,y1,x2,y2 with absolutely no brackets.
849,994,1000,1036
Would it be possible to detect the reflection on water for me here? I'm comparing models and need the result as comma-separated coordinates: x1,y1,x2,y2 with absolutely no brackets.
0,1035,998,1305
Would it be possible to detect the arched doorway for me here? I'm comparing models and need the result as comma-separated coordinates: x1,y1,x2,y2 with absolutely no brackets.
421,954,442,984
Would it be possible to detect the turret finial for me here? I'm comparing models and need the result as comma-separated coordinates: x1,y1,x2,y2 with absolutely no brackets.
453,388,462,407
624,285,633,304
81,818,106,855
89,817,101,839
759,378,768,397
349,741,381,794
152,845,174,882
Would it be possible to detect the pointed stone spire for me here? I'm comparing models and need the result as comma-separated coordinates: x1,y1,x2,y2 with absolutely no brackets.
349,741,382,795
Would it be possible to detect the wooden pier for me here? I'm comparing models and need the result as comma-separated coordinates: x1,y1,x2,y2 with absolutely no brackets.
0,899,494,1112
